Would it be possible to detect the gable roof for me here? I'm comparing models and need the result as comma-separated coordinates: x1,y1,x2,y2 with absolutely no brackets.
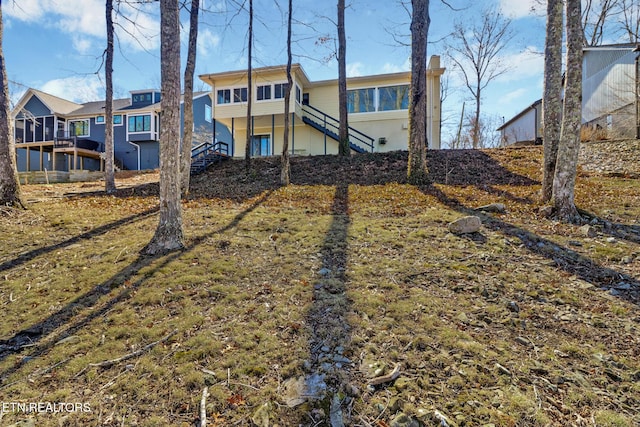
12,88,83,117
496,99,542,131
71,98,132,116
12,88,211,118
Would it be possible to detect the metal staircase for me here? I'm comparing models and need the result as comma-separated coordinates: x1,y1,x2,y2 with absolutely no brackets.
301,103,375,153
190,141,229,175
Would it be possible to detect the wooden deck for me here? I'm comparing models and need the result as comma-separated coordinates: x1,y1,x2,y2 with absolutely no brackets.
16,140,104,171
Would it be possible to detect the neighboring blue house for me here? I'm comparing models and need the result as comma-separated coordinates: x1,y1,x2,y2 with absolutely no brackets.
11,88,230,173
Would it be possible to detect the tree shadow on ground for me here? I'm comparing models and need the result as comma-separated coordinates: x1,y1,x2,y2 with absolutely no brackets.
0,191,273,385
53,150,539,205
578,210,640,245
0,207,158,274
422,184,640,307
299,182,353,424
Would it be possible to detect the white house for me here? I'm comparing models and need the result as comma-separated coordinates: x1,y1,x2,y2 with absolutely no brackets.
499,43,640,144
496,99,542,145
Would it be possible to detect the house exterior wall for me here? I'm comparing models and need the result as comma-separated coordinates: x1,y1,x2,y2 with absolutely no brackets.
500,107,539,145
583,47,636,137
203,58,444,159
19,97,51,117
12,89,212,173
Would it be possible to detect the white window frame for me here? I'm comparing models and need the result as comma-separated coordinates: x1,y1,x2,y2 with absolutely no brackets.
95,114,123,126
273,82,290,100
69,119,90,137
256,84,272,102
216,86,249,105
295,84,302,104
233,87,248,103
128,114,152,134
377,84,410,112
216,88,231,105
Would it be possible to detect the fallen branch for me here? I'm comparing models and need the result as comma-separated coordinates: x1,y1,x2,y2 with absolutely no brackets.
200,386,209,427
368,364,401,386
85,329,178,371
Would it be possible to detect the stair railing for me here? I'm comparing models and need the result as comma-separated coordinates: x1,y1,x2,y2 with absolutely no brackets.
302,103,374,152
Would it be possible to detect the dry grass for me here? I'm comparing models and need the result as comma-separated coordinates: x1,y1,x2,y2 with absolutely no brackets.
0,146,639,426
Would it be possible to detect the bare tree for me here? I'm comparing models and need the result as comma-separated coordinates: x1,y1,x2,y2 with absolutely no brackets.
142,0,184,255
617,0,640,43
582,0,618,46
447,7,513,149
104,0,116,194
281,0,293,185
0,2,24,208
541,0,564,203
552,0,583,223
245,0,253,171
337,0,349,157
407,0,430,183
180,0,199,195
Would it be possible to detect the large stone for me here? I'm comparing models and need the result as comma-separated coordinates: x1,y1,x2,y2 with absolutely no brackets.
579,224,597,238
448,216,481,234
475,203,506,213
390,413,421,427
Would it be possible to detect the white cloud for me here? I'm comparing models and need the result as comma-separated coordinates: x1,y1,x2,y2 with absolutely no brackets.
346,62,364,77
72,36,93,55
40,76,104,103
496,48,544,83
5,0,160,53
4,0,45,21
197,29,221,57
498,0,540,18
498,87,529,105
380,58,410,74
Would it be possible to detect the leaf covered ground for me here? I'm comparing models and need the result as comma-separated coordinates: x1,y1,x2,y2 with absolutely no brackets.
0,145,639,427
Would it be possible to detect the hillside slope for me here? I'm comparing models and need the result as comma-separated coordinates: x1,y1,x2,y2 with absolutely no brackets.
1,144,639,426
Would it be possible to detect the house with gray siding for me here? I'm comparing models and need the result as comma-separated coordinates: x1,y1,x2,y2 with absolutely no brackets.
498,44,639,144
11,88,228,174
497,99,542,145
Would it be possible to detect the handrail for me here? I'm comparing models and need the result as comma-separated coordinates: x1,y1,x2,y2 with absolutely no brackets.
191,141,229,158
301,103,374,152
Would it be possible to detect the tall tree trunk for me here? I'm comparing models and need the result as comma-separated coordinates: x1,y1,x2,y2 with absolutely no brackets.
337,0,350,157
407,0,430,184
0,2,24,208
180,0,199,195
104,0,116,193
142,0,184,255
280,0,293,185
473,86,481,148
244,0,253,171
552,0,583,223
541,0,563,203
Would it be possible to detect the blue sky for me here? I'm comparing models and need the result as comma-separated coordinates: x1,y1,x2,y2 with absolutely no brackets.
4,0,546,143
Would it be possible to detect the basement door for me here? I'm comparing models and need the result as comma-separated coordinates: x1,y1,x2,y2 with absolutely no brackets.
251,134,271,157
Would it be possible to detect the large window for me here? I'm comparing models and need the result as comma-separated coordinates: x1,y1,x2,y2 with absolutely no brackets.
70,119,90,137
218,87,248,104
234,87,248,103
128,114,151,133
217,89,231,104
347,88,375,113
257,85,271,101
274,83,288,99
347,85,410,113
378,85,409,111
